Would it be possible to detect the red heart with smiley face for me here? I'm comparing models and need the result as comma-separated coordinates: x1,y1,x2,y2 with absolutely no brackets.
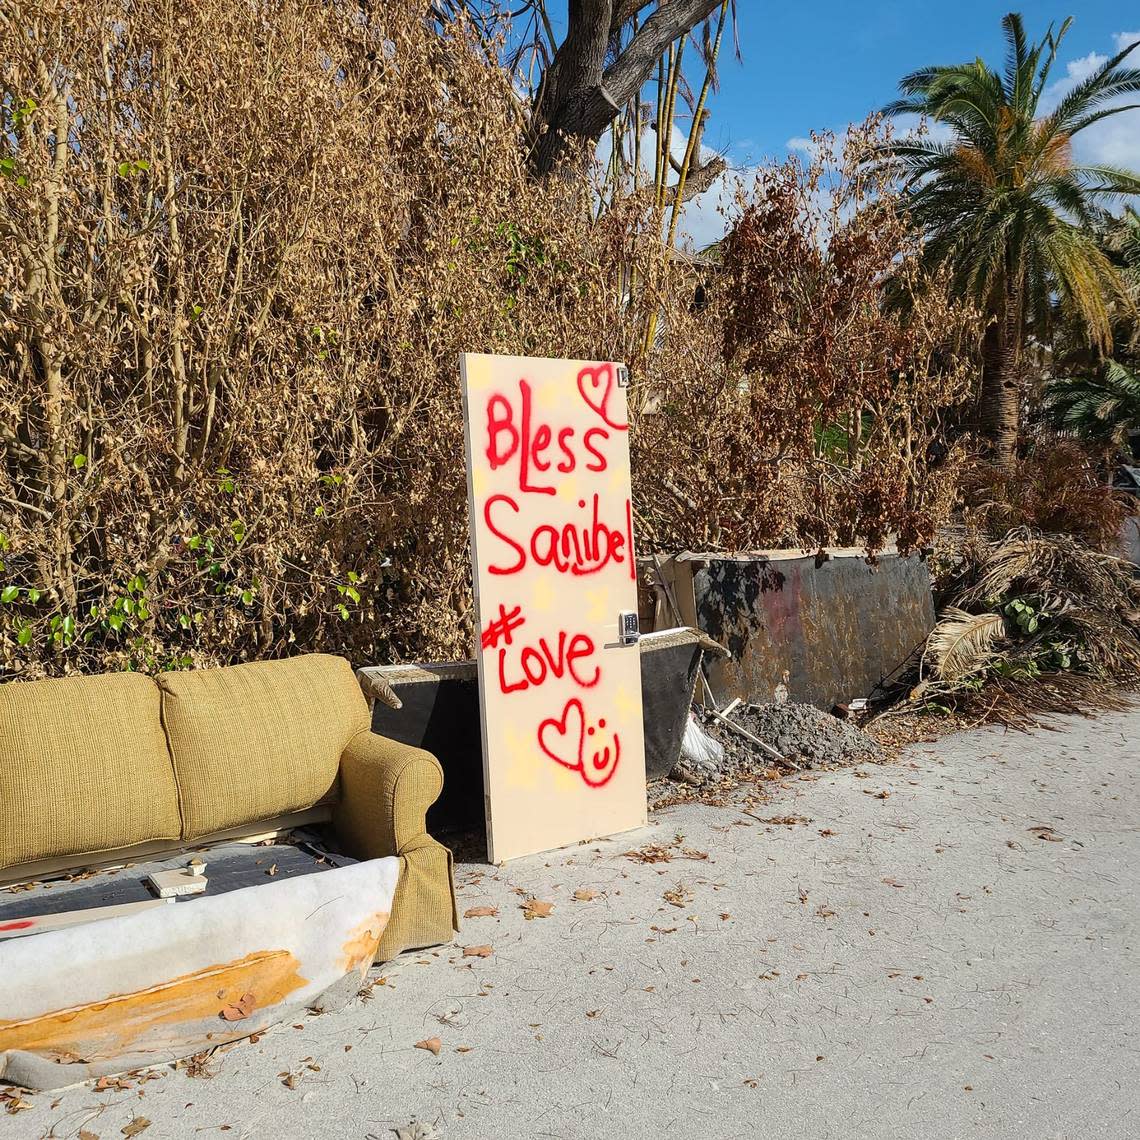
537,699,621,788
577,363,627,431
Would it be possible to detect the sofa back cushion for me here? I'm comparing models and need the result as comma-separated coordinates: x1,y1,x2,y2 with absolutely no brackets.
0,673,181,871
157,654,369,839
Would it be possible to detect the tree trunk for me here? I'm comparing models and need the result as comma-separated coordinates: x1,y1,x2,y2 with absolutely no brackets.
979,280,1022,468
532,0,722,176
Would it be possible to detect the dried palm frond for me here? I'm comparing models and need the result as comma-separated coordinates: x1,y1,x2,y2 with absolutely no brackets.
926,607,1006,682
888,526,1140,730
953,673,1135,729
956,528,1138,614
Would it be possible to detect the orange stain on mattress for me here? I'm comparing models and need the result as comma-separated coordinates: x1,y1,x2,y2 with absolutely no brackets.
338,911,390,973
0,950,306,1062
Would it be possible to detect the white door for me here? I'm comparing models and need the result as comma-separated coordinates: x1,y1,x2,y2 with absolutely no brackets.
461,353,647,862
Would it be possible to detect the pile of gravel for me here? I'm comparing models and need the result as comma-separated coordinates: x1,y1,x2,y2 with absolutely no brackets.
675,701,883,783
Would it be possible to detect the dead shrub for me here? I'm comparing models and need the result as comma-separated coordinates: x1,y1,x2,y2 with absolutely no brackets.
0,5,975,679
958,440,1130,552
634,125,978,555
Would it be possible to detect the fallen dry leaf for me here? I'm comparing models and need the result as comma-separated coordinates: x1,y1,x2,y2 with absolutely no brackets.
572,888,599,901
1,1092,33,1115
1028,825,1063,842
266,863,278,877
882,877,906,888
663,884,693,908
463,945,493,958
758,815,810,826
463,906,499,918
95,1076,132,1092
415,1037,442,1056
181,1051,215,1079
78,1131,100,1140
521,899,554,920
818,828,836,837
121,1119,151,1138
220,992,255,1021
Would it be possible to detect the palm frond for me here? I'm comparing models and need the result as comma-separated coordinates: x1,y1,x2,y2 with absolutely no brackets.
928,607,1006,681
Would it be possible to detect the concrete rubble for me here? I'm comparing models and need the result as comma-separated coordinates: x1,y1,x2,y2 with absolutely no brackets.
677,701,883,782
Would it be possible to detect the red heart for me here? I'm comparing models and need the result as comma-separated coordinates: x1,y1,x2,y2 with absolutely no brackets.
577,364,627,431
538,698,584,773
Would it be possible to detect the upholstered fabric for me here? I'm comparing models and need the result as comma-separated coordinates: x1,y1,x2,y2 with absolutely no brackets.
333,731,457,959
158,654,370,840
0,673,181,870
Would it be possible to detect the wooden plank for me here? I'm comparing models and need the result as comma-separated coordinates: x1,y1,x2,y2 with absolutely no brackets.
0,897,172,940
0,806,333,889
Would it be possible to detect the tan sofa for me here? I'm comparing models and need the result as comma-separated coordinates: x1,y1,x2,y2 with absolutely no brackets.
0,653,457,960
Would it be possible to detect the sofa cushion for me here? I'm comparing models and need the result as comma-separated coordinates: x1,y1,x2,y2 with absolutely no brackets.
0,673,181,871
157,654,370,840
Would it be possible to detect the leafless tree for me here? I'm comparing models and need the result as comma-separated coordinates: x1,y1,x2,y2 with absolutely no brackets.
435,1,734,196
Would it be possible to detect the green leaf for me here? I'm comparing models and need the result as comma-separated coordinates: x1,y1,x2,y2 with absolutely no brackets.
1,586,18,604
16,624,32,646
72,453,87,469
240,589,254,606
345,586,361,604
26,588,41,604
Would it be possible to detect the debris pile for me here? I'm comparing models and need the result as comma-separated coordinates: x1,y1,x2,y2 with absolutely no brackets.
906,527,1140,725
674,702,882,783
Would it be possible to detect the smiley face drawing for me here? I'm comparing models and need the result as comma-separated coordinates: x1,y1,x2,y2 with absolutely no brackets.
538,698,621,788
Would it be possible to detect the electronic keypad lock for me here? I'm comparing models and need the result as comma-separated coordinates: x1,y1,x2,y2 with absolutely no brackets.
618,610,640,646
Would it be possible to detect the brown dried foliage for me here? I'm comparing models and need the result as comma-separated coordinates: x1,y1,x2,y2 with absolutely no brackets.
0,5,976,679
957,439,1130,552
635,125,979,555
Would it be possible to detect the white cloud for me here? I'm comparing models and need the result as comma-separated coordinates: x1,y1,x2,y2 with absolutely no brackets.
1042,30,1140,174
786,135,817,156
1062,51,1108,87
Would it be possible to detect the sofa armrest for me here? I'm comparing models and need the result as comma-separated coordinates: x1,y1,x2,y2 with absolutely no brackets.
333,731,457,958
334,731,442,860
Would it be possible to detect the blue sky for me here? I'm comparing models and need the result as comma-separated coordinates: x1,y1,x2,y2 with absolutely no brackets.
674,3,1140,244
703,2,1134,164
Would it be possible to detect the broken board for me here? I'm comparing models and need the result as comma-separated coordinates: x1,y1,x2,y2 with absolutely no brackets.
460,352,647,862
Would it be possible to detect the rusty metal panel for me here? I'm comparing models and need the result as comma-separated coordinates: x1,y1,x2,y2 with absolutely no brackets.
674,552,934,708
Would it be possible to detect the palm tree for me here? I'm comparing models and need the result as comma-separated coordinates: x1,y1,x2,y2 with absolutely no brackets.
1044,358,1140,453
876,13,1140,466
